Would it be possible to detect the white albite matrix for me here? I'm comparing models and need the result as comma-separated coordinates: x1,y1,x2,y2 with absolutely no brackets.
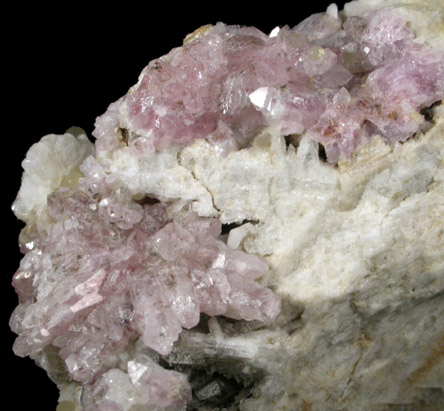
12,130,94,237
10,0,444,410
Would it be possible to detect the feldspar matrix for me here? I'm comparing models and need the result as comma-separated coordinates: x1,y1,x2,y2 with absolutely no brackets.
9,0,444,410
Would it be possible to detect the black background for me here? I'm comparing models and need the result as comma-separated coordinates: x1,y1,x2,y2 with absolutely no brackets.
5,1,347,408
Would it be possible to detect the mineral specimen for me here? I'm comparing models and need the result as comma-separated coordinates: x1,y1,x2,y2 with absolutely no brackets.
10,137,281,409
98,3,443,164
9,0,444,410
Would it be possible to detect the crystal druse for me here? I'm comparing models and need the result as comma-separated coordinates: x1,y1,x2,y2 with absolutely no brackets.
10,0,444,410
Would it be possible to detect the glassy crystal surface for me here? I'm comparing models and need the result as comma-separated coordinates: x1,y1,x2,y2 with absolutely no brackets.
9,0,444,410
94,6,443,163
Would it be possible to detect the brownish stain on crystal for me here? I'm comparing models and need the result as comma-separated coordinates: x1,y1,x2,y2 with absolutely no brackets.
387,111,399,121
356,99,369,109
404,333,444,388
119,127,129,145
301,399,313,411
183,24,213,44
323,120,339,136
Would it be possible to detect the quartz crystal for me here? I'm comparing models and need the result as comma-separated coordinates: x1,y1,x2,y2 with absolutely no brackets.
9,0,444,410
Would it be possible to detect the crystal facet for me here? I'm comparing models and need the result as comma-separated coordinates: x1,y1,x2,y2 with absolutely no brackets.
9,0,444,410
93,8,444,163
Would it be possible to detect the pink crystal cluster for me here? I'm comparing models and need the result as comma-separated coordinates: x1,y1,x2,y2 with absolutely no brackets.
94,8,444,162
10,5,444,410
10,156,280,408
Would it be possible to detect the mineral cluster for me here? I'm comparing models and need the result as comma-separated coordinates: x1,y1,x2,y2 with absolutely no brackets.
10,0,444,410
97,2,443,163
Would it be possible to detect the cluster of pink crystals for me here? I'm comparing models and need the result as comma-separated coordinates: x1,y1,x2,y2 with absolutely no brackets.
10,5,444,410
94,8,444,162
10,156,280,408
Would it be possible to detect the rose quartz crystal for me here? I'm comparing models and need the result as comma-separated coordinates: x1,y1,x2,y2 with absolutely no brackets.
95,8,444,163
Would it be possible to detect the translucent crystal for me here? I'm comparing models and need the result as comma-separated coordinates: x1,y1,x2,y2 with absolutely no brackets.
9,1,444,410
94,9,444,162
10,152,280,406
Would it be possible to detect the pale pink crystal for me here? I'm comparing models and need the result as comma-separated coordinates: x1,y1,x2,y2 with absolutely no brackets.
94,10,444,163
10,157,280,408
292,4,342,42
127,354,192,407
10,5,444,410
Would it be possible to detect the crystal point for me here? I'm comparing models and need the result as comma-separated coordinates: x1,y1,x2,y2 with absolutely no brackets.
9,0,444,409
